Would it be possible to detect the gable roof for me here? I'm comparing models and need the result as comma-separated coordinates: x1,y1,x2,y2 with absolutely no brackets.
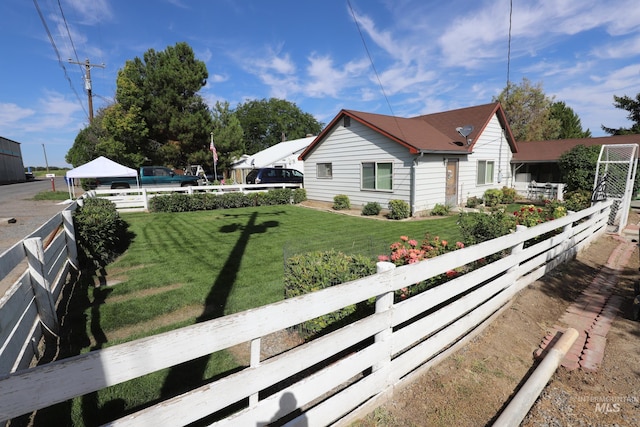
299,102,517,159
512,134,640,163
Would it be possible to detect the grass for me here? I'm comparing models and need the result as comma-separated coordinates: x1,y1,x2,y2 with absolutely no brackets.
46,205,463,426
33,190,70,201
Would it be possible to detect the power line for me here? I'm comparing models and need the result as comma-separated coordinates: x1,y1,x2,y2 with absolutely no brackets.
506,0,513,102
56,0,83,74
33,0,88,120
347,0,395,116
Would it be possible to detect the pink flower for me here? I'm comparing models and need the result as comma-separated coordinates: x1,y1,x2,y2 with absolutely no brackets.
408,239,418,247
456,241,465,249
378,255,390,262
441,240,448,247
445,270,457,278
400,235,409,241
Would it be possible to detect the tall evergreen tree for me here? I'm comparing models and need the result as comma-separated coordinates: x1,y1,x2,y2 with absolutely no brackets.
549,101,591,139
602,93,640,135
115,42,213,167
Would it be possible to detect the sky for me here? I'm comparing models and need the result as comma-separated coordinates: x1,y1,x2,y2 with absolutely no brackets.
1,0,640,168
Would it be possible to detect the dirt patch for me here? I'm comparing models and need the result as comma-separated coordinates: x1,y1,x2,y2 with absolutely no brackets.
298,200,448,221
350,213,640,426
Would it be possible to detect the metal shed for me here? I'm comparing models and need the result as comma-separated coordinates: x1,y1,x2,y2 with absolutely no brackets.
0,136,26,184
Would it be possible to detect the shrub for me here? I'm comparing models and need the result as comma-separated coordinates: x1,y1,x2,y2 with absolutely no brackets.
457,210,516,245
564,189,591,212
333,194,351,210
513,204,545,227
293,188,307,204
74,198,129,269
387,199,410,220
483,189,503,207
501,186,517,204
284,250,376,338
430,203,450,216
466,196,482,208
362,202,381,216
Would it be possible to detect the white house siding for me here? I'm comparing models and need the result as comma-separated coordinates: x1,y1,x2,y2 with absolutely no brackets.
303,121,413,208
457,115,513,204
303,114,514,213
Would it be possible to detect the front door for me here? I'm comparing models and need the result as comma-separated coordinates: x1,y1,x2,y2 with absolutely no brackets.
445,159,458,206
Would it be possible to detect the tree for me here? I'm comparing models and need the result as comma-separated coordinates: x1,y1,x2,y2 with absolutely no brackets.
204,101,245,174
549,101,591,139
234,98,323,155
602,93,640,135
557,144,601,192
493,77,560,142
115,42,213,167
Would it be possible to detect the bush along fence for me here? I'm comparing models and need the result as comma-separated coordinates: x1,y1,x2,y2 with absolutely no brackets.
87,183,305,212
0,200,612,426
0,203,78,378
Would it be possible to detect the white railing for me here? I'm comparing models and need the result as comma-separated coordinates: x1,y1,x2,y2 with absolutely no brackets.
0,203,78,377
86,183,303,212
0,200,612,426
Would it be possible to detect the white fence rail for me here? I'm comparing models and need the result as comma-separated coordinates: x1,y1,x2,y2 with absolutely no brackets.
88,183,303,212
0,203,78,377
0,200,612,426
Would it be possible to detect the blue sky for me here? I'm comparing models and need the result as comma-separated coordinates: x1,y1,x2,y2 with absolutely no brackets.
2,0,640,168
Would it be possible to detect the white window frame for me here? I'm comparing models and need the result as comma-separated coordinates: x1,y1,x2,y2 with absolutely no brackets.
477,160,495,185
317,163,333,179
361,161,393,191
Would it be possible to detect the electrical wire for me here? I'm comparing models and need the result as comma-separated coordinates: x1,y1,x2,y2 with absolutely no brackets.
57,0,84,76
506,0,513,103
347,0,406,141
33,0,89,120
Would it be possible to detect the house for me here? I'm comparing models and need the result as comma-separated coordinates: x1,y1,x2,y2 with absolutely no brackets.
230,135,315,184
511,134,640,184
298,102,517,215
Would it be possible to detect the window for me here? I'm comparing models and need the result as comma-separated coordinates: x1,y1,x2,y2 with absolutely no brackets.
317,163,332,178
344,116,351,127
362,162,393,191
477,160,495,185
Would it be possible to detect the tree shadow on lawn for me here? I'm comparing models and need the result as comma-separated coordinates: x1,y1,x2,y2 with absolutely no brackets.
159,210,281,417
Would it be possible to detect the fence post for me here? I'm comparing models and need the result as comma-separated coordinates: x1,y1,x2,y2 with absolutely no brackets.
507,225,527,273
24,238,59,335
62,210,79,270
373,262,396,375
143,188,149,211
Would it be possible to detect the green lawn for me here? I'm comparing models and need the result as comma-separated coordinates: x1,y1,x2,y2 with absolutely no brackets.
97,205,462,343
42,205,462,426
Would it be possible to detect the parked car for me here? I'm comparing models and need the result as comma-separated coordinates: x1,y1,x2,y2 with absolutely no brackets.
245,168,303,185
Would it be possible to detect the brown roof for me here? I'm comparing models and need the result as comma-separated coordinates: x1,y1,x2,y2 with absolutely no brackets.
512,134,640,163
299,102,517,159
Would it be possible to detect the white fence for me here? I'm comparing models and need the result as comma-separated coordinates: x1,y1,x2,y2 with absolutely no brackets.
0,203,78,377
0,200,612,426
88,183,303,212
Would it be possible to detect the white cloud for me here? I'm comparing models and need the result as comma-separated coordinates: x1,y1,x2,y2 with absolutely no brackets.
0,103,35,128
64,0,113,25
593,35,640,59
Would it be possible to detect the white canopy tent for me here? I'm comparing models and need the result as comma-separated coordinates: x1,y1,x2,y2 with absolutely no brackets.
66,156,139,198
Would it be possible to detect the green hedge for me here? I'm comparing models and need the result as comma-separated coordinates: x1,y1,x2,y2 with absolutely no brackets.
284,249,376,339
148,188,306,213
74,198,130,269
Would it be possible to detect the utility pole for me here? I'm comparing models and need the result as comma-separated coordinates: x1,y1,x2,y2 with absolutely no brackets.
42,143,49,173
68,58,105,123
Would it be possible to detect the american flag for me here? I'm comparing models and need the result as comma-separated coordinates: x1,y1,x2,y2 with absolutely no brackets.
209,140,218,164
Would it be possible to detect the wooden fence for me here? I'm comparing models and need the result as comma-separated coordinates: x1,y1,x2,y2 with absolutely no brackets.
0,203,78,377
87,183,303,212
0,200,612,426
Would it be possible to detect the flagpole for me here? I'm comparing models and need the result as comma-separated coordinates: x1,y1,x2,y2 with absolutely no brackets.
210,132,217,181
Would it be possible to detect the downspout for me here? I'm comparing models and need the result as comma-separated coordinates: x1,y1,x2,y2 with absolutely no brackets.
411,152,424,216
